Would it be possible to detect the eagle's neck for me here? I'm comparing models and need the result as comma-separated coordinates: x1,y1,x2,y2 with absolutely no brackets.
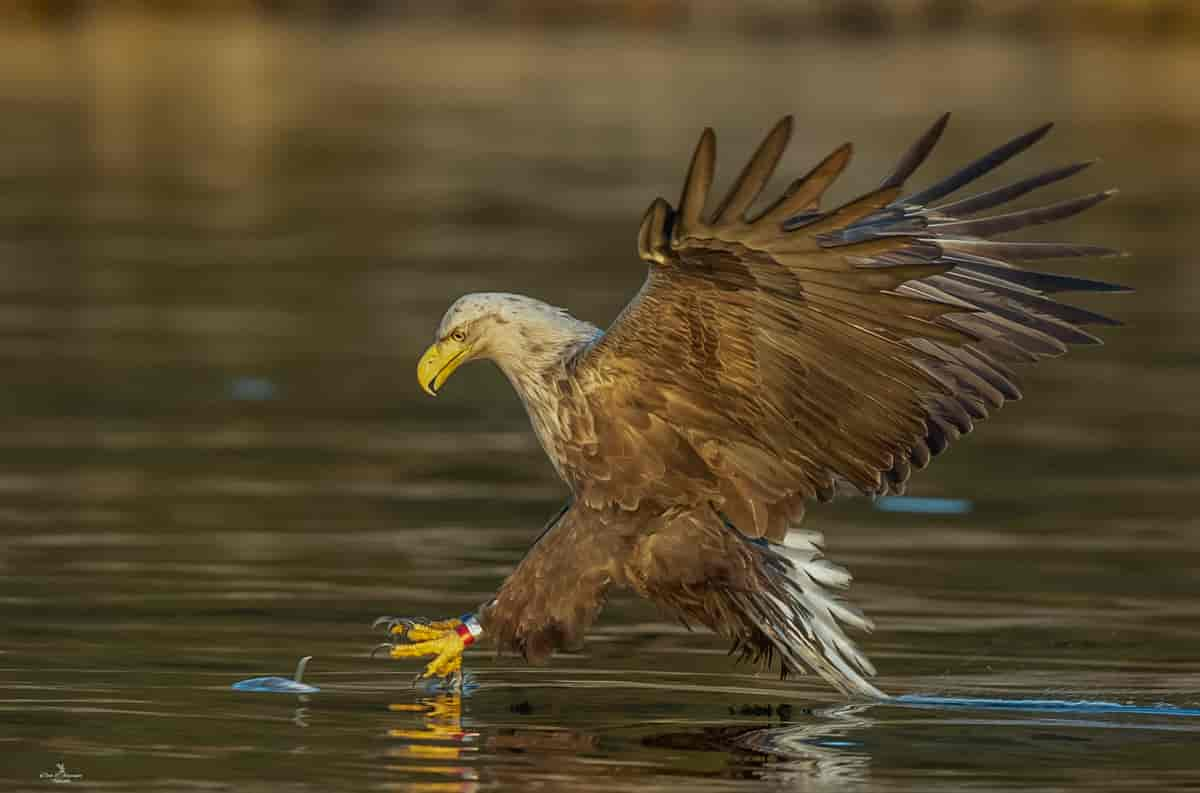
487,313,599,479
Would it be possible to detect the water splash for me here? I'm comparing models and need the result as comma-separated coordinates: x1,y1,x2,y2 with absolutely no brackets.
232,656,320,694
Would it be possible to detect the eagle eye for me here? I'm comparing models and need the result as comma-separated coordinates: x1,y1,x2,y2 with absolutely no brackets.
450,330,467,343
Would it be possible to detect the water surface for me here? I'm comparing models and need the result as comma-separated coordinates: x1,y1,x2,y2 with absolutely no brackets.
1,15,1199,791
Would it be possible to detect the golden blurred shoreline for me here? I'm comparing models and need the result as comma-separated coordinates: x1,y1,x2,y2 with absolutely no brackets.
3,0,1200,39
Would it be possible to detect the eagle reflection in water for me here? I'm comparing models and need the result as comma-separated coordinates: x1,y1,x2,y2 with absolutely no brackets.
383,693,874,789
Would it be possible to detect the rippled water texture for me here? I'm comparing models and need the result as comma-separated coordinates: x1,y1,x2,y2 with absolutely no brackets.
1,12,1199,791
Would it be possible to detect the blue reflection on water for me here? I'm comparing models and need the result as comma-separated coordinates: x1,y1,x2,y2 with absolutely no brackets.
228,376,278,402
875,496,973,514
892,694,1200,717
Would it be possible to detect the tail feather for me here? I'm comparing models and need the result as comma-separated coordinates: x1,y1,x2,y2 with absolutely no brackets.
742,532,884,699
637,511,884,698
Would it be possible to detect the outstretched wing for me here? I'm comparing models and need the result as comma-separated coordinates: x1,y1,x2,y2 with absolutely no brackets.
564,115,1125,540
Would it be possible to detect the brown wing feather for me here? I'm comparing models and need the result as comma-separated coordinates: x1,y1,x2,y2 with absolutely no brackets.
565,116,1125,540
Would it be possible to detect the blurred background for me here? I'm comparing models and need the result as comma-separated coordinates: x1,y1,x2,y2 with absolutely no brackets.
0,2,1199,792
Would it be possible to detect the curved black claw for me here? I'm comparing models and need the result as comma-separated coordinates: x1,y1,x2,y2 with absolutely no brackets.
370,641,395,659
413,669,468,693
372,615,402,634
372,616,424,642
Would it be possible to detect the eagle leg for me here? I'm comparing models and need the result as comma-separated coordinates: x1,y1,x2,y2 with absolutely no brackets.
371,613,484,687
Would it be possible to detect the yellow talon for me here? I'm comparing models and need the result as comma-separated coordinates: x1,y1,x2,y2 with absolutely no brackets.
373,613,483,687
389,632,465,673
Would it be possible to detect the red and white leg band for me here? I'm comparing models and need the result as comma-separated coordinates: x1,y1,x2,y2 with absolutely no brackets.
454,613,484,647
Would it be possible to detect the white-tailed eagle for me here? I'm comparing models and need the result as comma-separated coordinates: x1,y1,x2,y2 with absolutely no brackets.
375,114,1125,698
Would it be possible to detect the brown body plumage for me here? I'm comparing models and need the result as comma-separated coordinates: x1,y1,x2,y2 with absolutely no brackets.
402,115,1126,697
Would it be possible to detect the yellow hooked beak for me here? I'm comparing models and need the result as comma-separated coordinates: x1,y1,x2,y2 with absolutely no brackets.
417,340,471,397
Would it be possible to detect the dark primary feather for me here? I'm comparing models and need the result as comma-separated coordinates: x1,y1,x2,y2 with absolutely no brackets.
930,191,1116,238
879,112,949,190
936,160,1097,216
897,122,1054,207
941,254,1127,294
557,115,1125,541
